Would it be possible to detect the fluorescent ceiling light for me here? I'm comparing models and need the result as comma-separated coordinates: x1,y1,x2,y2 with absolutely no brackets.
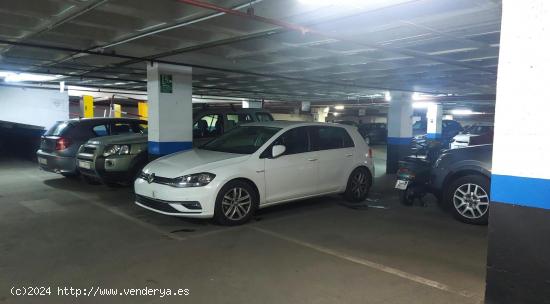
0,72,63,82
384,91,391,102
451,109,473,115
413,102,434,109
333,112,340,116
334,105,345,110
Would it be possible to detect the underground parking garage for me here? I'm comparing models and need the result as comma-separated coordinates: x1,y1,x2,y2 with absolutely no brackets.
0,0,548,303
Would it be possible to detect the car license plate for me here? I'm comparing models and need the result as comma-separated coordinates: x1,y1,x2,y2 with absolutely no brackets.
38,157,47,165
395,179,409,190
78,160,92,170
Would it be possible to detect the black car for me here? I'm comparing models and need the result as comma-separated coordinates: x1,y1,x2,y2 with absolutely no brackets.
358,123,387,143
412,120,463,152
430,144,492,225
412,119,463,139
36,118,147,177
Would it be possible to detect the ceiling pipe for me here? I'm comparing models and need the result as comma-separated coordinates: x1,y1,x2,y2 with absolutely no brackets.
89,0,424,71
0,0,108,55
0,39,440,94
100,0,265,50
39,0,265,73
177,0,496,74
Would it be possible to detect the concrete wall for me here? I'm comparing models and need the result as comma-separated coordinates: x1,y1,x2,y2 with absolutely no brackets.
0,86,69,130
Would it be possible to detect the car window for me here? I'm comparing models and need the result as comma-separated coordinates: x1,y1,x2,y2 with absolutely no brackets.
226,113,253,130
111,122,140,135
310,126,354,151
201,126,281,154
272,127,309,155
193,114,223,138
92,124,109,136
44,122,71,136
413,121,426,131
256,112,273,122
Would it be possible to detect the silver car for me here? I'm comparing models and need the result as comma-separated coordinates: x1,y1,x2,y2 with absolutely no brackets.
36,118,146,177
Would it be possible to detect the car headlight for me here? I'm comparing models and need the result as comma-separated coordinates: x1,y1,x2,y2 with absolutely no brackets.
103,144,130,157
169,173,215,188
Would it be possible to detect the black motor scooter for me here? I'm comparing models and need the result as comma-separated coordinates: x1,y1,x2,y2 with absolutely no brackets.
395,139,443,206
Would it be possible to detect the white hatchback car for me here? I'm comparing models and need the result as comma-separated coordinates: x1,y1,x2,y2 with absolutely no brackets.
134,121,374,225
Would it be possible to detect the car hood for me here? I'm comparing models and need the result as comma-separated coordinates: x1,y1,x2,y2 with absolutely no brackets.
453,133,475,142
143,149,249,178
88,133,147,145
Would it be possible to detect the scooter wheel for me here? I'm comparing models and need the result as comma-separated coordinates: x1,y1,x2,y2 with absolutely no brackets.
399,189,415,206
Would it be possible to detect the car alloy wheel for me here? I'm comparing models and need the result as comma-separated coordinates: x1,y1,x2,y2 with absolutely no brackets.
221,187,252,221
350,171,369,199
453,183,489,219
344,167,371,202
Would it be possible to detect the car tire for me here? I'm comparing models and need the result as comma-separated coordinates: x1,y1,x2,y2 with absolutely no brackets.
213,180,258,226
61,172,80,178
104,181,121,188
445,175,490,225
83,175,101,185
344,167,372,203
398,189,414,206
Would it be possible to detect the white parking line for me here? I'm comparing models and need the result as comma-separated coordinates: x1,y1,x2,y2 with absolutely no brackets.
71,192,187,241
250,226,480,301
70,192,239,242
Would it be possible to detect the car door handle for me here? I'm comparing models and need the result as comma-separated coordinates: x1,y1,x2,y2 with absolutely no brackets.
346,154,354,157
308,158,318,162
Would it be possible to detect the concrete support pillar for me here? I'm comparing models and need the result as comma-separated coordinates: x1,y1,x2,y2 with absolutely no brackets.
426,103,442,139
301,101,311,112
386,92,413,174
485,1,550,303
138,101,148,120
315,107,328,122
146,63,193,156
80,95,94,118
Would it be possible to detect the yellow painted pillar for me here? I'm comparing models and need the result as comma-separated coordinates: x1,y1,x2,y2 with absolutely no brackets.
138,101,148,120
82,95,94,118
113,104,122,118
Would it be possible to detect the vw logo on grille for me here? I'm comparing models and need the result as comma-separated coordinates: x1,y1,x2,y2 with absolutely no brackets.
147,173,155,184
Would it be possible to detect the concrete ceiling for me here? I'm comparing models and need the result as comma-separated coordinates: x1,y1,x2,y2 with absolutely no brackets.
0,0,501,109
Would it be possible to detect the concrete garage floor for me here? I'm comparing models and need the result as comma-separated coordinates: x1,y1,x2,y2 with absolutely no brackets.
0,146,487,304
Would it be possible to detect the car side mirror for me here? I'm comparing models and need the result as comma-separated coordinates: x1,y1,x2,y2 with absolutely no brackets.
272,145,286,158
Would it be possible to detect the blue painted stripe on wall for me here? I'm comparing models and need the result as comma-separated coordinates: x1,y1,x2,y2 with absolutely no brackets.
426,133,442,139
148,141,193,155
387,137,412,145
491,174,550,210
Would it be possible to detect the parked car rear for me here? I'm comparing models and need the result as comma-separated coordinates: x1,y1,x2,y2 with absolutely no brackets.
358,123,387,143
76,108,273,186
36,118,147,177
430,144,493,224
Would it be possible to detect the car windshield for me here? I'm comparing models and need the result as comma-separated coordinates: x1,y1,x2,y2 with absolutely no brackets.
467,126,493,134
44,121,71,136
200,126,281,154
413,121,426,131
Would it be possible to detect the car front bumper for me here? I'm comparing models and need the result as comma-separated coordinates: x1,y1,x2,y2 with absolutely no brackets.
36,150,77,174
77,155,135,183
134,177,220,218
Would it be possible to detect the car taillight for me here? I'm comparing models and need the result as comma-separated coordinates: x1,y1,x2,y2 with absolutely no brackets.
56,138,70,150
368,148,373,158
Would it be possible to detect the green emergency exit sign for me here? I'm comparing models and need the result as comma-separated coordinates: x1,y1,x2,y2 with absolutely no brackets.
160,74,173,93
